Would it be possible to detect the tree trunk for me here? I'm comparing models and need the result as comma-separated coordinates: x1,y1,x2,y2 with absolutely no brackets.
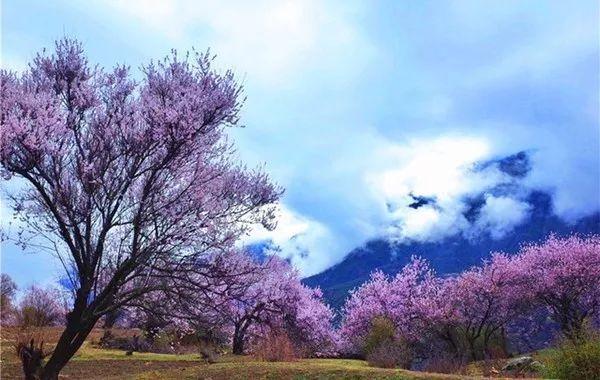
232,323,247,355
36,314,99,379
467,339,478,362
499,327,509,357
103,309,120,329
232,333,245,355
16,339,45,380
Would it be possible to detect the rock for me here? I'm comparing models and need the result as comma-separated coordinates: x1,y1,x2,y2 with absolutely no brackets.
501,356,544,373
529,360,545,372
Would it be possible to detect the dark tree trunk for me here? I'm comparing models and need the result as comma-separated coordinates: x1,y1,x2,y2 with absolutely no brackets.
232,321,250,355
39,325,96,379
467,338,479,362
232,331,245,355
499,327,509,357
17,339,46,380
34,305,100,380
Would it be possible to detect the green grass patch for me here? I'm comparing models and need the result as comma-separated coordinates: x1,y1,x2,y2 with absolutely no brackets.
135,357,464,380
71,345,203,362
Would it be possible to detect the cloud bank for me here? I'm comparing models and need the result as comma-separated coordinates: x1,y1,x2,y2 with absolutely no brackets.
2,0,598,280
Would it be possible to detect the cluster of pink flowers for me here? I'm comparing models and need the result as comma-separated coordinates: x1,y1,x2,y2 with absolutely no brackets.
126,250,338,357
339,257,437,352
340,234,600,360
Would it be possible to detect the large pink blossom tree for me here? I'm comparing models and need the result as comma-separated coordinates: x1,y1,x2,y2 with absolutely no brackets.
339,257,437,355
437,253,530,360
0,38,281,379
514,234,600,343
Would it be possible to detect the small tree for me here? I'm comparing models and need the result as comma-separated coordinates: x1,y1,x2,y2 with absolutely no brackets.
0,38,281,379
282,286,338,357
211,255,306,355
132,250,337,357
17,285,65,327
1,273,18,325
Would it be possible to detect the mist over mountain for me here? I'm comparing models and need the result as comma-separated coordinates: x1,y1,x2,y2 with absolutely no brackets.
239,151,600,310
302,150,600,309
303,191,599,310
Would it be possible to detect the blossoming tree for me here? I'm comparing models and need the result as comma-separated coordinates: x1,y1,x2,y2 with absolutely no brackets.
515,234,600,343
339,234,600,363
438,254,529,360
128,249,337,356
0,38,281,379
340,257,437,355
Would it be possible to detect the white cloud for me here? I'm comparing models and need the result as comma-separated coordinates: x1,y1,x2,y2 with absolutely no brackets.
245,133,545,274
242,205,341,276
371,136,493,201
2,0,596,281
473,195,531,239
366,135,516,242
101,0,370,85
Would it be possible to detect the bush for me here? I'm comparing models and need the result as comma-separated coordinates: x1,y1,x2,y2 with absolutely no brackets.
366,339,413,369
198,341,219,364
362,316,413,369
362,316,396,356
543,339,600,380
254,330,297,362
150,329,181,353
15,337,49,380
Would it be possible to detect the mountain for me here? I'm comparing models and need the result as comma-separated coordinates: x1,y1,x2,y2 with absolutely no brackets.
303,190,600,310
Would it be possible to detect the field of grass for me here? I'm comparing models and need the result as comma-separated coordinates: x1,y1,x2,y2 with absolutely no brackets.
0,327,495,379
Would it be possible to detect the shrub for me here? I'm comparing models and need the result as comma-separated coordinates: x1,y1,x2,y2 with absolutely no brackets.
543,339,600,380
99,330,151,352
198,341,219,364
150,329,181,354
362,316,396,356
254,330,297,362
14,335,50,380
366,339,413,369
362,316,413,369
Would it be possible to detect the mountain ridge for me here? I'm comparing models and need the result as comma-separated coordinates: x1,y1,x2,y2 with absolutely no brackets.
303,190,600,310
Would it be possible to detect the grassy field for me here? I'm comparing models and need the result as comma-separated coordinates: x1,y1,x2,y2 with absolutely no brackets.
0,327,494,379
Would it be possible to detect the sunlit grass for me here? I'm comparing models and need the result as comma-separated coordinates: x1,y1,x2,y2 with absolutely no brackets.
135,357,465,380
0,327,469,379
71,343,202,362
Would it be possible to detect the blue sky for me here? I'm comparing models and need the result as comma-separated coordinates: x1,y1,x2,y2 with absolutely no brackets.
1,0,599,288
